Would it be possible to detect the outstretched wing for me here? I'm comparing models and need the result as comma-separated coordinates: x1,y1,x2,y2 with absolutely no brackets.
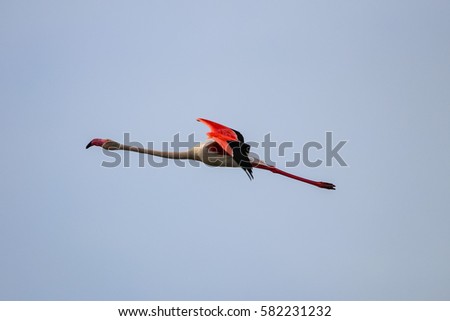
197,118,254,179
197,118,237,156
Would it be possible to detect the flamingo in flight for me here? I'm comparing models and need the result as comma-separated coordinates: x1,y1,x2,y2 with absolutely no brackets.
86,118,335,190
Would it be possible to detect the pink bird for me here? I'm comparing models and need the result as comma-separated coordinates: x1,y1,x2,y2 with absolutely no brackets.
86,118,335,190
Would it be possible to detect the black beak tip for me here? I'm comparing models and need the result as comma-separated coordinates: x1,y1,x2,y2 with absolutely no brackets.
86,142,93,149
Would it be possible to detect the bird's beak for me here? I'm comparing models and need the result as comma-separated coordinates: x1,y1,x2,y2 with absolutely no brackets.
86,138,107,149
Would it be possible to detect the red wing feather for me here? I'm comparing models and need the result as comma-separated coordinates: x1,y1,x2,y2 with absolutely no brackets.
197,118,237,156
197,118,254,180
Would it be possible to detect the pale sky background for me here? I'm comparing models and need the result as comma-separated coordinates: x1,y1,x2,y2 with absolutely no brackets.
1,1,449,300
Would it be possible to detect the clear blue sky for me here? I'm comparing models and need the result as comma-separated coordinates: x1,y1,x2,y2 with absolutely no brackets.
1,0,449,300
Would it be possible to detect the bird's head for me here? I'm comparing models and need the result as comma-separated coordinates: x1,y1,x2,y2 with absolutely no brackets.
86,138,108,149
86,138,119,150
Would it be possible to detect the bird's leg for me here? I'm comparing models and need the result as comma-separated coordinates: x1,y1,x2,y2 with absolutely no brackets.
252,160,335,190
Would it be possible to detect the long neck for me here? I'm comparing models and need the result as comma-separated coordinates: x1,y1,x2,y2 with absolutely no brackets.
115,143,195,160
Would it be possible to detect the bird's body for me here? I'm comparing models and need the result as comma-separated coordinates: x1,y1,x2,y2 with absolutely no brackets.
87,118,335,190
193,140,242,167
